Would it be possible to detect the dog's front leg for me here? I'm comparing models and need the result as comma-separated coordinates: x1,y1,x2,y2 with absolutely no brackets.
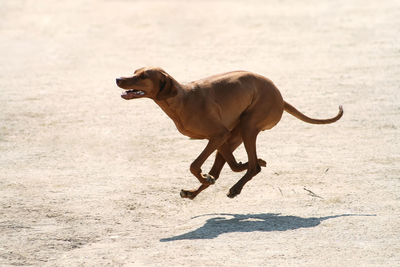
216,140,267,173
179,152,226,200
180,130,229,199
189,131,230,185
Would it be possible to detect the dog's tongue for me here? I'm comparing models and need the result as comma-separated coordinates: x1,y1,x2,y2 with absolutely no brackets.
121,90,145,100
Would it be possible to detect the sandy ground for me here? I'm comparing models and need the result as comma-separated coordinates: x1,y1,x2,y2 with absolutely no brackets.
1,0,399,266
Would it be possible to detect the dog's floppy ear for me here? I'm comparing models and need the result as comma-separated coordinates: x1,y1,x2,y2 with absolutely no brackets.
156,70,177,101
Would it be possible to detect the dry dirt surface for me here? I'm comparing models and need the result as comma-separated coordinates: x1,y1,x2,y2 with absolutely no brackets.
1,0,399,266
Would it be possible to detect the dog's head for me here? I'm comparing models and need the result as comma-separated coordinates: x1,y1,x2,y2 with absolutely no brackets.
116,67,177,101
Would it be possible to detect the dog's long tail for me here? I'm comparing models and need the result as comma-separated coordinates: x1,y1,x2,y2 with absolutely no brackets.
284,101,343,124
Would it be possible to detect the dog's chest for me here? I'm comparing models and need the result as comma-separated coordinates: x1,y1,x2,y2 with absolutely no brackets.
174,121,207,139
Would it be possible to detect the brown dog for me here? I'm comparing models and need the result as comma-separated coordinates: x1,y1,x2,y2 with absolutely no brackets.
116,67,343,199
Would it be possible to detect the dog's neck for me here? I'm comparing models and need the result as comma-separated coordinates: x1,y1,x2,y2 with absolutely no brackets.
154,82,187,131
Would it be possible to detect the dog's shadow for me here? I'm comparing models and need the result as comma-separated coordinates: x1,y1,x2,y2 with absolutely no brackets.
160,213,373,242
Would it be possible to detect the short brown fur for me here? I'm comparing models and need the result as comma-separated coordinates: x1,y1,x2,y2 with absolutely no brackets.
116,67,343,199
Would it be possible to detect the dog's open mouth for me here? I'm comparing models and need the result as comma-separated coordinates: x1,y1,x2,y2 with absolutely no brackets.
121,89,146,100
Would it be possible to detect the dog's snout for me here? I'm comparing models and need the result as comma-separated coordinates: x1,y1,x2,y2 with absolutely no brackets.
116,78,123,86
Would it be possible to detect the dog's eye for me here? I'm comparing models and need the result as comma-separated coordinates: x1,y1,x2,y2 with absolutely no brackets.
139,74,148,79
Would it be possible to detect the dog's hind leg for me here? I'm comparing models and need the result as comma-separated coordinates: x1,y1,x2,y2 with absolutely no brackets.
227,125,262,198
179,126,265,200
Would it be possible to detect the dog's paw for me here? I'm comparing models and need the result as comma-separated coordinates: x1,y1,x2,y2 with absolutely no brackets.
201,173,216,185
258,158,267,167
180,189,196,200
227,186,241,198
227,190,238,199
